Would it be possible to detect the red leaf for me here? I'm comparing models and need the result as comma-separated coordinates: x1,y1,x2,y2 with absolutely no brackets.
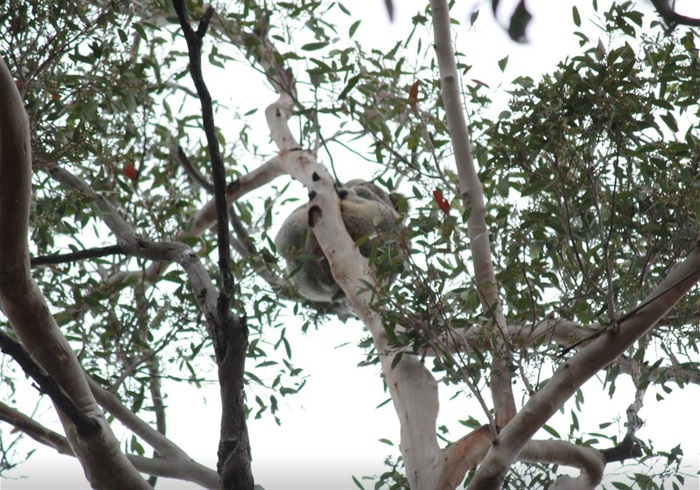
408,80,420,114
123,163,138,183
433,189,450,214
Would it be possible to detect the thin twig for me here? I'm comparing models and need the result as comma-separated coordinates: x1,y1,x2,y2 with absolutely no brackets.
31,244,124,267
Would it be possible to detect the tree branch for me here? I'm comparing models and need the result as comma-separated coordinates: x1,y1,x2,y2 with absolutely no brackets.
170,140,214,193
601,434,642,464
172,3,252,488
429,0,516,433
0,399,220,489
519,440,605,489
469,245,700,489
103,156,284,288
172,0,233,336
264,49,442,490
0,401,74,455
650,0,700,28
46,164,221,349
87,376,220,489
30,244,124,267
0,329,99,436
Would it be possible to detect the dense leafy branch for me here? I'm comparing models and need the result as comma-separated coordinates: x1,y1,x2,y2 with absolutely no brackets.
470,246,700,488
0,56,150,489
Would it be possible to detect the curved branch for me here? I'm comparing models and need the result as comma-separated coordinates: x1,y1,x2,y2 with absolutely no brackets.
0,401,73,456
87,377,220,489
264,57,441,490
520,440,604,490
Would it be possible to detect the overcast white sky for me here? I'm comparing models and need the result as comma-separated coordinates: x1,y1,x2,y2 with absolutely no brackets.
3,1,700,489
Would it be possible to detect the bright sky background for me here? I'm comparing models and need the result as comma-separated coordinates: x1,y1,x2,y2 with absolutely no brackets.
3,1,700,489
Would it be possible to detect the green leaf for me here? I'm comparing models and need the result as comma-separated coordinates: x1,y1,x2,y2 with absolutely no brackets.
301,41,327,51
132,22,148,42
660,112,678,132
572,6,581,27
338,74,360,99
611,482,631,490
349,20,361,38
542,424,560,438
352,476,365,490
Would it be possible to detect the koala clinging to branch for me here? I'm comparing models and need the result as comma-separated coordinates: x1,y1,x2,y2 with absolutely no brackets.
275,179,406,303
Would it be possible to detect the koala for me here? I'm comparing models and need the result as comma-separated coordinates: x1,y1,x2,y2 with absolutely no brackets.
275,180,405,303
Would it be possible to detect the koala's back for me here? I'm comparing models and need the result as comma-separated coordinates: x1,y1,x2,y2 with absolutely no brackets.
275,179,404,303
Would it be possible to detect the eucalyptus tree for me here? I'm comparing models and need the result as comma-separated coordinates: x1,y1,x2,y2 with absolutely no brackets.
0,1,698,489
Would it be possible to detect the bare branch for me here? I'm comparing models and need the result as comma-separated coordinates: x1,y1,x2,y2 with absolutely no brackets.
172,0,233,326
520,440,605,489
650,0,700,28
172,3,252,488
429,0,516,431
87,376,220,489
170,140,214,193
30,244,124,267
601,434,642,464
0,401,73,456
0,399,220,489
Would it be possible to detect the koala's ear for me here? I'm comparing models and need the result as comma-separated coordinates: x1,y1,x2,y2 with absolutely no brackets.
389,193,409,215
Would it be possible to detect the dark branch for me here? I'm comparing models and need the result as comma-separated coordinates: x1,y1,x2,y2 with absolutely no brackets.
175,144,215,193
172,0,235,351
172,3,253,489
601,434,643,463
0,329,101,437
30,244,124,267
650,0,700,29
